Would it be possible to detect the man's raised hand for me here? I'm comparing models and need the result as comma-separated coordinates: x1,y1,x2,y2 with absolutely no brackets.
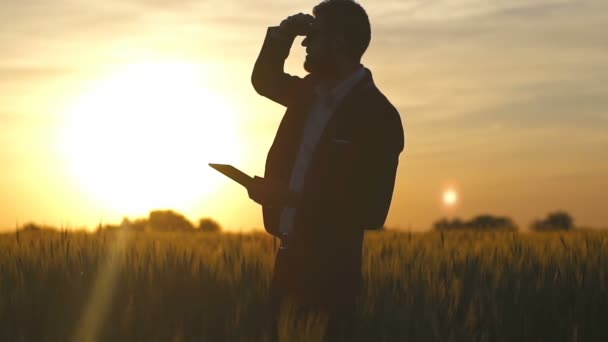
278,13,315,38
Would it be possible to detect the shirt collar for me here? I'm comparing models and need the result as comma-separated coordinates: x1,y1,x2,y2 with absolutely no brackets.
314,65,367,106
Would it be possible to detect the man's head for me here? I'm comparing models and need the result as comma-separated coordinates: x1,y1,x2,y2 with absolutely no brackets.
302,0,371,76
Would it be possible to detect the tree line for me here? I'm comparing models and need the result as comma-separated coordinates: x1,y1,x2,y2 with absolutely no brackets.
19,210,222,233
17,210,578,233
433,211,575,231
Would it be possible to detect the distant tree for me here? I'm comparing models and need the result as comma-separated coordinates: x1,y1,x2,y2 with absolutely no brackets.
147,210,194,231
433,218,466,230
434,215,516,231
19,222,54,232
433,218,451,230
531,211,574,231
197,218,222,233
468,215,517,231
118,217,147,231
451,218,465,229
22,222,42,232
100,223,120,231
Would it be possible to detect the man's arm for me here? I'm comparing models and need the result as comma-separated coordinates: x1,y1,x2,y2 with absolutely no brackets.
355,108,405,229
299,105,405,231
251,14,314,107
326,106,405,230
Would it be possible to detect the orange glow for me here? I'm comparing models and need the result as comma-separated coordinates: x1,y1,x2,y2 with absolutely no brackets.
56,60,241,216
442,188,458,207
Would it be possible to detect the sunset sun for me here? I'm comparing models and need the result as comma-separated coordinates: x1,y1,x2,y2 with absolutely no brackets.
442,188,458,207
57,61,241,215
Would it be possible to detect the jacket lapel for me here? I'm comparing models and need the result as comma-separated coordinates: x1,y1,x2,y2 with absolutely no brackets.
315,69,375,152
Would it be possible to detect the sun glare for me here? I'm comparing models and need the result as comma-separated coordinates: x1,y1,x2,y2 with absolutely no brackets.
57,61,241,216
442,188,458,207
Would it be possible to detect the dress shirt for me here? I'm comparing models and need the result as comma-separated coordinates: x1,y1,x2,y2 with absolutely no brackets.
278,66,367,235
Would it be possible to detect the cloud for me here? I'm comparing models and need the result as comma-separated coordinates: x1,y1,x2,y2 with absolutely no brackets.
371,0,575,22
0,1,142,38
0,66,75,81
367,0,608,120
1,0,606,138
366,0,608,176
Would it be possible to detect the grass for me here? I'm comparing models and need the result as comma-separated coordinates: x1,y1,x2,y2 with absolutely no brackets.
1,229,607,341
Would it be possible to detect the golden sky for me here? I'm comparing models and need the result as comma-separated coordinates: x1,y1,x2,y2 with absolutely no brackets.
1,0,607,231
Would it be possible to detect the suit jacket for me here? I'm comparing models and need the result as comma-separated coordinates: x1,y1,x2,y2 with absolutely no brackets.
252,27,405,307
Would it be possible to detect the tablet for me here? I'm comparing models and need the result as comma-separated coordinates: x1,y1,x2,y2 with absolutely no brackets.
208,163,254,188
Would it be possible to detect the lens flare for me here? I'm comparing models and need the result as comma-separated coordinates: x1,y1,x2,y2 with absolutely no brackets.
443,189,458,206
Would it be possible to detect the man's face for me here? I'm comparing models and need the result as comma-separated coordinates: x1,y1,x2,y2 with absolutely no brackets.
302,15,339,75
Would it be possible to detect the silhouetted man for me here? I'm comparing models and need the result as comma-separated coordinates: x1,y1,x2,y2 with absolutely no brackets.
248,0,404,340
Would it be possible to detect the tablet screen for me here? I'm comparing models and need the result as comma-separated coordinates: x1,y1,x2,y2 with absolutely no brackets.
208,163,253,188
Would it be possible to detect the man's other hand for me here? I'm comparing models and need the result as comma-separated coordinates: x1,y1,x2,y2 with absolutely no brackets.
278,13,315,38
247,176,298,206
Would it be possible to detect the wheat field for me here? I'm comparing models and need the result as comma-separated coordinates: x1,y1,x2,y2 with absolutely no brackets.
1,229,607,341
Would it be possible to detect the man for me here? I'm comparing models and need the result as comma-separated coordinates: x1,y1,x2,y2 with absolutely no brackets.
248,0,405,340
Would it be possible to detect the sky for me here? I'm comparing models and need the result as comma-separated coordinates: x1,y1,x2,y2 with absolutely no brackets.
1,0,607,231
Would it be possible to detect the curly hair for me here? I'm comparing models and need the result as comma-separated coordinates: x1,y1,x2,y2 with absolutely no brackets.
313,0,371,61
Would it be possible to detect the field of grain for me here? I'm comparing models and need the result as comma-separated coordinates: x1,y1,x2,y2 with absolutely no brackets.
1,229,607,341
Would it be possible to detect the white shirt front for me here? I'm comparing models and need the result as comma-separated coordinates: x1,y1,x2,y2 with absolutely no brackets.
278,66,367,235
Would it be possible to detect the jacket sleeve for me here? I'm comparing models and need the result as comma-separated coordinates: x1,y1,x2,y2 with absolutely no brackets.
251,27,305,107
354,107,405,229
301,104,405,232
